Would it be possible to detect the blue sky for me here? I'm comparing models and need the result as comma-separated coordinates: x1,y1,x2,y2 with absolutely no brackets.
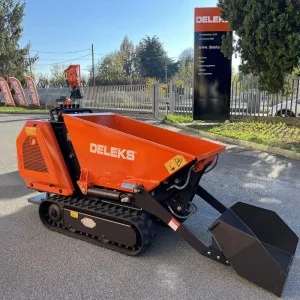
20,0,239,77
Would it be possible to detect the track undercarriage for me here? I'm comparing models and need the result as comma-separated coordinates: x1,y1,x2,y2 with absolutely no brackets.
39,194,154,256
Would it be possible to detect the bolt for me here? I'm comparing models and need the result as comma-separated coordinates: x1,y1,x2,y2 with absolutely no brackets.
175,179,180,184
121,197,130,203
177,206,182,211
217,256,220,260
69,153,73,158
207,251,211,256
226,260,230,264
133,187,141,193
151,191,155,196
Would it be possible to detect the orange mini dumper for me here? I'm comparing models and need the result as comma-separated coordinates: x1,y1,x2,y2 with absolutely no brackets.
16,107,298,297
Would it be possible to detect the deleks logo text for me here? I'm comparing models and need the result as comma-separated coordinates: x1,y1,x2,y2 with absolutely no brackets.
195,7,231,32
90,143,135,161
196,16,226,24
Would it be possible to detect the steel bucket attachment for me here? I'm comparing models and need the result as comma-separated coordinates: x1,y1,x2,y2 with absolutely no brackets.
209,202,299,297
133,186,298,297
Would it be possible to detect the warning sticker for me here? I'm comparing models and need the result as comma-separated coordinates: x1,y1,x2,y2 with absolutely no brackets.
164,155,187,174
70,210,79,219
168,218,180,231
25,127,36,136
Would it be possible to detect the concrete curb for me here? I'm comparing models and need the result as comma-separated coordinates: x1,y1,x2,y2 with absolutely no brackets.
164,121,300,161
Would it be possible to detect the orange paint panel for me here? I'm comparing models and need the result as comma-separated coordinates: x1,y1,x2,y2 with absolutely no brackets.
114,114,225,160
64,64,81,88
63,113,225,191
195,7,231,32
16,120,74,195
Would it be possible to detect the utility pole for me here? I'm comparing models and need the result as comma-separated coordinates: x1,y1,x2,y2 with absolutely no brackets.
92,44,95,86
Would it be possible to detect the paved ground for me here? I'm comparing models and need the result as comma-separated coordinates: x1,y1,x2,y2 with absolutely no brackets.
0,113,299,300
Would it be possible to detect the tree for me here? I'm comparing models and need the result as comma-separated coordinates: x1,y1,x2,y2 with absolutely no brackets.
119,36,136,78
172,48,194,85
90,35,179,85
36,73,49,88
93,36,143,85
292,67,300,77
218,0,300,93
96,51,124,85
0,0,38,82
167,58,179,81
178,47,194,65
136,35,168,81
81,74,88,87
49,64,67,87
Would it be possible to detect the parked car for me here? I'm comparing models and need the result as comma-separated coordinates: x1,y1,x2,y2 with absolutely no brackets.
269,98,300,117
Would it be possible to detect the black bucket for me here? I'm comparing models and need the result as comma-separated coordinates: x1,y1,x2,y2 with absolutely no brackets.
209,202,299,297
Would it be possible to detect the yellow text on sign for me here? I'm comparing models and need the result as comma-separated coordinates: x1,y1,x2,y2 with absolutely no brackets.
164,155,187,174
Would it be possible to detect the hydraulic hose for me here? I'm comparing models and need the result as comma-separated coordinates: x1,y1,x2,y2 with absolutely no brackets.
167,201,198,219
204,155,219,174
167,162,197,191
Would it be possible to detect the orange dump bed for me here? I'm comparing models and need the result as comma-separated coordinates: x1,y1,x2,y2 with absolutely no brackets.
63,113,225,191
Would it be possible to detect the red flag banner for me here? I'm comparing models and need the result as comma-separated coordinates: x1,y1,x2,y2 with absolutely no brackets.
25,75,40,106
0,77,15,106
8,77,28,107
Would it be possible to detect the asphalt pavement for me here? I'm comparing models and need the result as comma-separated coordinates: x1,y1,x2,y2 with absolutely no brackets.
0,113,299,300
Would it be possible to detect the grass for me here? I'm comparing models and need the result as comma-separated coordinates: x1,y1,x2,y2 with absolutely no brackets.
188,121,300,153
0,106,48,113
166,113,201,123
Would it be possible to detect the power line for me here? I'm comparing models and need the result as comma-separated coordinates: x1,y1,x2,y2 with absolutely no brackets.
94,52,179,59
34,54,91,66
37,58,91,61
36,62,90,66
30,48,91,54
48,54,90,64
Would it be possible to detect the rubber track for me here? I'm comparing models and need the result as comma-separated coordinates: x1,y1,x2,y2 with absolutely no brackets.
40,194,155,256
